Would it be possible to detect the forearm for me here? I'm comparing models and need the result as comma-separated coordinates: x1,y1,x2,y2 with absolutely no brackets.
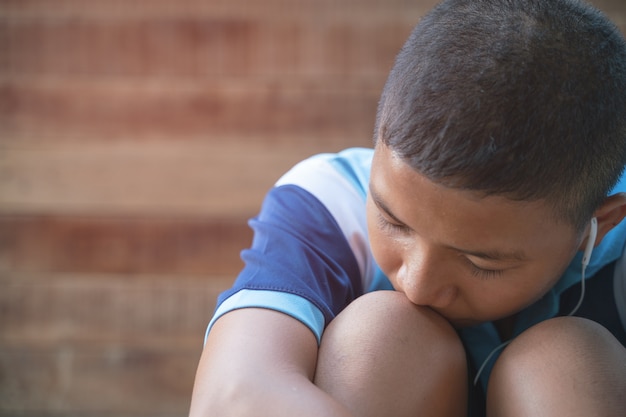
190,367,354,417
189,308,354,417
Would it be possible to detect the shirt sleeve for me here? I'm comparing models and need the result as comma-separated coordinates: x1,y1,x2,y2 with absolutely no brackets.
206,184,364,343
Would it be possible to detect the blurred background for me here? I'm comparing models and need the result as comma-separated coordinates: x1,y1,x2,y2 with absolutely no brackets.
0,0,624,416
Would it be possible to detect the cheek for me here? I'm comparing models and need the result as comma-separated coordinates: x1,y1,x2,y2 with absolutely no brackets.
481,259,574,318
369,232,397,274
525,243,581,294
367,229,406,290
526,257,576,298
366,212,400,275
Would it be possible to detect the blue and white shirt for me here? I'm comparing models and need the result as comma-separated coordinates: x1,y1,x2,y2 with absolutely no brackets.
207,147,626,390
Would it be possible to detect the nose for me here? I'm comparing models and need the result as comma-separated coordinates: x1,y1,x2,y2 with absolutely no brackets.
395,251,458,309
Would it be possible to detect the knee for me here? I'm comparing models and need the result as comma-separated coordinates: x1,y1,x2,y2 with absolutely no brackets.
327,291,463,356
315,291,467,417
318,290,466,382
491,316,625,377
487,317,626,415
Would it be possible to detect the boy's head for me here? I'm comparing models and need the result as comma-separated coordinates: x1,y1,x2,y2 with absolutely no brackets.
374,0,626,231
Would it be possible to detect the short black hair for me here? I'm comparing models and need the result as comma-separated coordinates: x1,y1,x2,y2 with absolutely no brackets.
375,0,626,230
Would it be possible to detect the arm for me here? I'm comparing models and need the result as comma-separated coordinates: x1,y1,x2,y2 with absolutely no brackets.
189,308,355,417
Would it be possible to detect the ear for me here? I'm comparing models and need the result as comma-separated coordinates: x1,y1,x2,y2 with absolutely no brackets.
579,192,626,250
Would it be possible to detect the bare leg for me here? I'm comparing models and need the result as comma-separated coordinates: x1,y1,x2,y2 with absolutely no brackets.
487,316,626,417
314,291,467,417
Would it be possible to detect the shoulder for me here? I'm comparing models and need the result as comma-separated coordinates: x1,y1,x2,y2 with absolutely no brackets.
275,147,373,200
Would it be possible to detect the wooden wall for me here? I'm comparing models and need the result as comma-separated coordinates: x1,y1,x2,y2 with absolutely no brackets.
1,1,625,416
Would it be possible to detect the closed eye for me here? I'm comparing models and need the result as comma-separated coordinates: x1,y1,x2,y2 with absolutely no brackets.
376,211,410,233
467,260,505,280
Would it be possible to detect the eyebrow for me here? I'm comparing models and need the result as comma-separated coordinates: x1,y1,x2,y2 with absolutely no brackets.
369,184,406,225
369,184,529,262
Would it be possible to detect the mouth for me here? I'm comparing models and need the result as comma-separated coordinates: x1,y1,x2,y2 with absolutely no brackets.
394,290,490,329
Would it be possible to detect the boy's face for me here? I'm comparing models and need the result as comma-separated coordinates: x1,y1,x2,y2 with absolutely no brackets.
367,143,584,328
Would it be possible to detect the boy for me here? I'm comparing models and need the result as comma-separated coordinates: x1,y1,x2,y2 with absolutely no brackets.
190,0,626,415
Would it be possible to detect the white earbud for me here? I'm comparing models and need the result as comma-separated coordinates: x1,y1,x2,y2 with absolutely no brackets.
582,217,598,269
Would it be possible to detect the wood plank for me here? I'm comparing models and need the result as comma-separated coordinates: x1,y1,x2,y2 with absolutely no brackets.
1,0,622,26
0,272,230,347
0,77,381,144
0,16,413,79
0,345,198,416
0,0,620,30
0,214,251,274
0,272,228,415
0,0,437,21
0,271,228,416
0,140,348,217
